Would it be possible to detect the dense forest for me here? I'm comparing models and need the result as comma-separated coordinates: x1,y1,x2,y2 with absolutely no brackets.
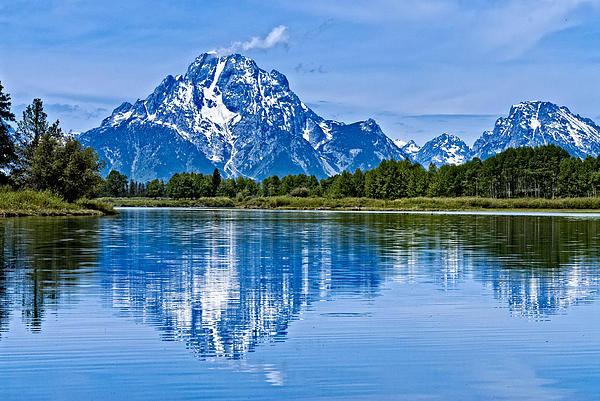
103,144,600,200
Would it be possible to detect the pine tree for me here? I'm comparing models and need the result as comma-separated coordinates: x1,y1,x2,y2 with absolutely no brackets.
211,168,221,196
12,98,50,186
47,120,63,139
0,81,16,179
17,98,48,150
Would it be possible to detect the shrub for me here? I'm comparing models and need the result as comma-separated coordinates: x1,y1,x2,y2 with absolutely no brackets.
289,187,310,197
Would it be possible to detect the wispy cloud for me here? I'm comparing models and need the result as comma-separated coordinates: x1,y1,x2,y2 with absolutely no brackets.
14,103,108,122
294,62,325,74
215,25,290,55
475,0,600,59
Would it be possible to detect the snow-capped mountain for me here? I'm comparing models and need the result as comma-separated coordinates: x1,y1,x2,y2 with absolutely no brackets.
414,134,472,167
472,101,600,160
80,53,406,181
398,140,421,160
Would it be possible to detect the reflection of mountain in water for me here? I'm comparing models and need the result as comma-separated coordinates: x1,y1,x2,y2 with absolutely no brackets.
99,211,382,359
1,211,600,353
382,214,600,318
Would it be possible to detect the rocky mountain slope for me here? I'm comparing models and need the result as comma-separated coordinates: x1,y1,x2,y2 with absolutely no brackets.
472,101,600,160
80,56,600,180
413,134,472,167
404,102,600,168
79,53,406,181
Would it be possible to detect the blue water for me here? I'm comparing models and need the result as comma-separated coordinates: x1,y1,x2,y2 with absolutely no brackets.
1,208,599,400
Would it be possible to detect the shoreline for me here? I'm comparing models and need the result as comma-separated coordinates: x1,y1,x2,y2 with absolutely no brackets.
102,196,600,213
0,208,113,218
0,189,118,218
6,194,600,217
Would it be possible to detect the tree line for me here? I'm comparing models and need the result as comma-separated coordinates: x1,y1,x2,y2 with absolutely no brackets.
4,80,600,202
0,82,103,201
103,144,600,200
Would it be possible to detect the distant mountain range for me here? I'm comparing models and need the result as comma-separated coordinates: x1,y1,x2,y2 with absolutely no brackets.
79,54,600,180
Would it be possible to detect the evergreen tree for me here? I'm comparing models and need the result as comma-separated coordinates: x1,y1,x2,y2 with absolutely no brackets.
12,98,50,186
216,178,237,197
262,175,281,196
47,120,63,139
16,98,48,151
0,81,16,182
211,168,221,196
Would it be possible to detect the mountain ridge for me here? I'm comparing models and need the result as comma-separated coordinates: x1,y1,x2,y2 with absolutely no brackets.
400,101,600,167
79,53,406,181
79,53,600,180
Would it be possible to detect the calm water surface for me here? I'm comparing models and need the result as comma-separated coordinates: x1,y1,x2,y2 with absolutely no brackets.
1,208,600,400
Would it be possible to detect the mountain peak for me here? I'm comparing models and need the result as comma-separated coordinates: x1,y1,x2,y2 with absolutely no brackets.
80,54,405,181
398,140,421,159
414,134,471,167
433,133,462,142
473,101,600,160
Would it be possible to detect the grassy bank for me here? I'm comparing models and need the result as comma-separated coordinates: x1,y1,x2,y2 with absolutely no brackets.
0,188,117,217
102,196,600,211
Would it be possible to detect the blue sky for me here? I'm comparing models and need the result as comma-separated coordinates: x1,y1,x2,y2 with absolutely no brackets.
1,0,600,145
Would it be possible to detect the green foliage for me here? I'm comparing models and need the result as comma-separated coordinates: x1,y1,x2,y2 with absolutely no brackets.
28,135,105,202
166,171,218,199
0,187,114,216
15,98,49,158
0,82,16,182
262,175,281,196
279,173,320,195
289,187,310,197
211,168,221,196
147,179,165,198
107,194,600,211
74,198,118,215
103,170,128,197
102,144,600,205
363,159,428,199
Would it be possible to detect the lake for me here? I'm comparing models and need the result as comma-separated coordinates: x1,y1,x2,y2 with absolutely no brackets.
1,208,599,400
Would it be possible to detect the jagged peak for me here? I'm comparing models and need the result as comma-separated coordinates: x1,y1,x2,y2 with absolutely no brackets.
430,133,464,143
400,140,421,155
114,101,133,113
361,118,380,130
269,69,289,89
508,100,567,116
184,53,255,85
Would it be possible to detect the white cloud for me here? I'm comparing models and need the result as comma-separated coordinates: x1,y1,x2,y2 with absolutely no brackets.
215,25,290,55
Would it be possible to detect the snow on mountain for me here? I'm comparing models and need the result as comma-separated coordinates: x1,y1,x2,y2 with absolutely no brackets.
399,140,421,160
472,101,600,160
80,53,406,181
414,134,472,167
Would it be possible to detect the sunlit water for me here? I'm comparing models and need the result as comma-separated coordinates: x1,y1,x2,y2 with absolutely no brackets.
1,208,600,400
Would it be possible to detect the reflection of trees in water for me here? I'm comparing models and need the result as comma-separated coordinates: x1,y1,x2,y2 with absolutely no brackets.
0,218,99,332
472,217,600,318
100,211,383,359
1,210,600,352
378,214,600,318
0,260,9,337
